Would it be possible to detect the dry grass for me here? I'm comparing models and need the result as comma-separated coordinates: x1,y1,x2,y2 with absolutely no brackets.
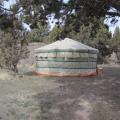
0,69,18,81
0,74,60,120
90,101,120,120
0,65,120,120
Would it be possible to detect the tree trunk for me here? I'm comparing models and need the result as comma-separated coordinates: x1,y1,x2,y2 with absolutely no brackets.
13,64,18,73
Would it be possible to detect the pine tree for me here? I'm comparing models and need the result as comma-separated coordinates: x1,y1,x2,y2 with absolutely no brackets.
112,27,120,61
65,24,93,44
28,22,48,42
0,0,120,31
47,26,63,43
93,21,112,58
112,27,120,50
94,23,112,45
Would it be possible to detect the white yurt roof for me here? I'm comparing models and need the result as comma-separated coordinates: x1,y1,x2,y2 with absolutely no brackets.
35,38,99,53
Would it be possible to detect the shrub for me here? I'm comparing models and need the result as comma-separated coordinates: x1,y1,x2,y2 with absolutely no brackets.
0,30,29,72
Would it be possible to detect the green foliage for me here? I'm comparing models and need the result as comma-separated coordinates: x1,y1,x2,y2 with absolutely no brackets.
94,23,112,61
1,0,120,31
94,23,112,45
66,23,93,44
28,23,48,42
112,27,120,49
47,26,63,43
112,27,120,61
65,18,112,46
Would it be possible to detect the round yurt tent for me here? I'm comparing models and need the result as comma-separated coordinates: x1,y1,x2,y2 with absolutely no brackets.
34,38,99,76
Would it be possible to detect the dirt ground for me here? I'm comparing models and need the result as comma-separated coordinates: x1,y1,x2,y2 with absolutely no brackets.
0,65,120,120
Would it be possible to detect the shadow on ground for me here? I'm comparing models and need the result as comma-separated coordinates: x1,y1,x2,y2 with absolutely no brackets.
33,67,120,120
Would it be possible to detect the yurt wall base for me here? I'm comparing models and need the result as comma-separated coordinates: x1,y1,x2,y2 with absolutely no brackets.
33,69,97,77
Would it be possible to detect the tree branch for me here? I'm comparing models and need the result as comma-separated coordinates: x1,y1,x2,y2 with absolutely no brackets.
106,12,120,17
0,5,24,15
0,5,12,11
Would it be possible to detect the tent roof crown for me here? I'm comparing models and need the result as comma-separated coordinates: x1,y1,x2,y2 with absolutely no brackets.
35,38,99,53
